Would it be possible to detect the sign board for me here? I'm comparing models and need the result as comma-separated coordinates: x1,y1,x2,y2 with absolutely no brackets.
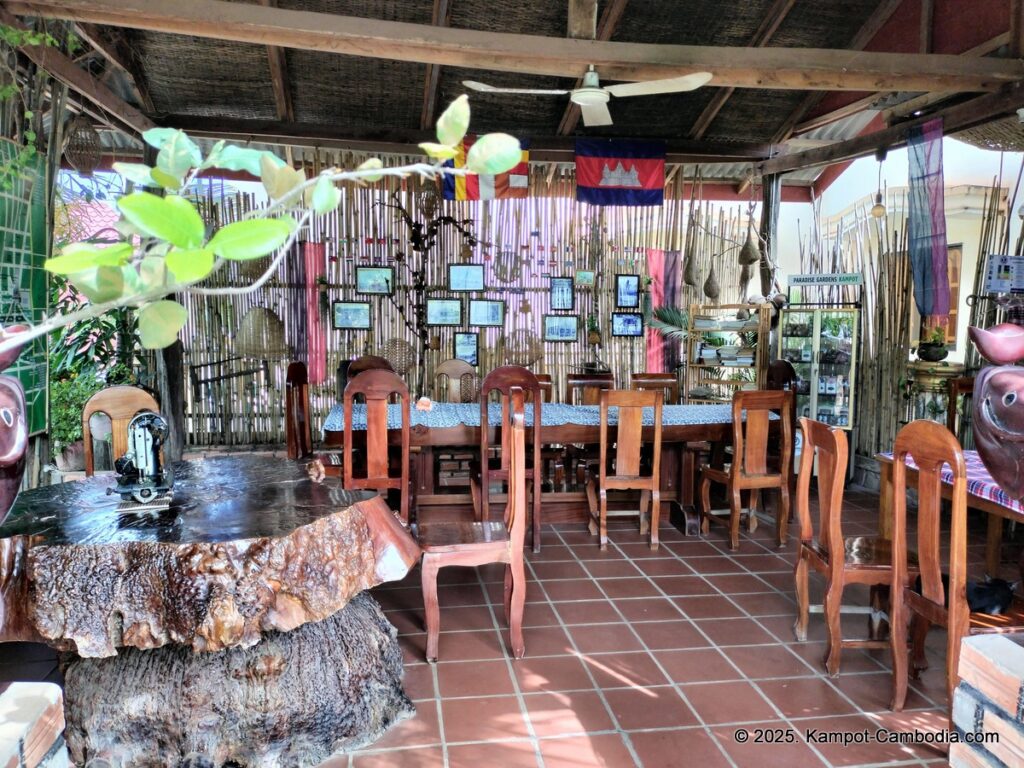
789,273,863,287
984,254,1024,294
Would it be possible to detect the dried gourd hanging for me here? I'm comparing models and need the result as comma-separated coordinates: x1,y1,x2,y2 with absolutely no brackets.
683,239,699,287
738,225,761,266
703,260,720,300
738,261,754,300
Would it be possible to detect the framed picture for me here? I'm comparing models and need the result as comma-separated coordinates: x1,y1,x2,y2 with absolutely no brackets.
543,314,579,342
615,274,640,308
575,269,596,288
448,264,485,292
549,276,575,310
469,299,505,327
355,266,394,295
332,301,371,330
454,332,479,366
611,312,644,338
426,298,462,326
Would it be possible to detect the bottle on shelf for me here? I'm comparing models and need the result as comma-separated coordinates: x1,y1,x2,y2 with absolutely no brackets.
801,341,812,362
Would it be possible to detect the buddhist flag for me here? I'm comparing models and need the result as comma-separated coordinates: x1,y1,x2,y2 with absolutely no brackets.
907,117,950,318
575,139,665,206
443,135,530,201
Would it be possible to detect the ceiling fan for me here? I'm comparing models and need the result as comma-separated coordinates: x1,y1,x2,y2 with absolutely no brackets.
463,66,713,127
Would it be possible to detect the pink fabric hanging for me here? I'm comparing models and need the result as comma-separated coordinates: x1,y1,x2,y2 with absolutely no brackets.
304,241,327,384
645,248,681,373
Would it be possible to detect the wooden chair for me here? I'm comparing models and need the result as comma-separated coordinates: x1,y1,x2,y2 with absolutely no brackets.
434,358,478,403
343,369,411,524
631,372,680,404
946,376,975,446
566,372,614,405
471,365,543,552
82,386,160,476
585,389,663,551
699,390,793,551
419,387,529,662
794,418,910,676
285,361,313,460
889,420,1024,711
533,373,553,403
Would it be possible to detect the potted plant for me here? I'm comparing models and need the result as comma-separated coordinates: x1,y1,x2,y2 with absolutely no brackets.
917,326,949,362
587,313,601,345
50,369,103,471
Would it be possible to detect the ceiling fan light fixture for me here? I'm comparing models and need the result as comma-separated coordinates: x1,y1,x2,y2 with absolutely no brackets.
570,87,610,107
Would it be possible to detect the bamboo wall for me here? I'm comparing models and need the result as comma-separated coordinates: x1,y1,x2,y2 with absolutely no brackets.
180,157,757,446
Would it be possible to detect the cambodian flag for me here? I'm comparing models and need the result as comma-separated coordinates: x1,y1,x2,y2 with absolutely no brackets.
575,139,665,206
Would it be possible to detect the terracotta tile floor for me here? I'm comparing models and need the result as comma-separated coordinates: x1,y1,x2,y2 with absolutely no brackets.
342,488,1023,768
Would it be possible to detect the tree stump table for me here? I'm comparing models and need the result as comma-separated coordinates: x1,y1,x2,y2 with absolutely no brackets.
0,455,421,767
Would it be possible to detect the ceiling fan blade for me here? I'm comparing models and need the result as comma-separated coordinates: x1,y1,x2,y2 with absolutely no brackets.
462,80,569,96
604,72,714,98
580,101,613,127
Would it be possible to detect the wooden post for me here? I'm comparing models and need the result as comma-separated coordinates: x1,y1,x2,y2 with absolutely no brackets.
758,173,781,296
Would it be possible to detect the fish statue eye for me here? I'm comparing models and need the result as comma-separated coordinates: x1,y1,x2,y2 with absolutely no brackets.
0,408,12,428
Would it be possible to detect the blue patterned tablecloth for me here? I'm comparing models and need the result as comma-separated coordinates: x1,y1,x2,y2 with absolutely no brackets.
323,402,745,433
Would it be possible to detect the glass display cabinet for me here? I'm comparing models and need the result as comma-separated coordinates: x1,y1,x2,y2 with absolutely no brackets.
777,307,859,431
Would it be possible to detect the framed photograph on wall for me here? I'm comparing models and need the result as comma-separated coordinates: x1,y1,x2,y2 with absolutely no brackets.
469,299,505,327
575,269,596,288
611,312,644,338
426,298,462,326
355,266,394,295
332,301,371,330
615,274,640,308
454,332,479,366
543,314,579,342
549,276,575,310
448,264,485,292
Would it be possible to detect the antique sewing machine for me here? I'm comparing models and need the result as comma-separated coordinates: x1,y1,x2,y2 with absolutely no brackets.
110,411,173,505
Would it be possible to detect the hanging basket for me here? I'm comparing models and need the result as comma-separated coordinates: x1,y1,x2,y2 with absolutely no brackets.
64,116,102,177
233,307,290,359
955,116,1024,153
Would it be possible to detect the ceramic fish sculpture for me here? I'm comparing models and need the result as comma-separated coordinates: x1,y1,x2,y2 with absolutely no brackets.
0,324,28,525
969,323,1024,500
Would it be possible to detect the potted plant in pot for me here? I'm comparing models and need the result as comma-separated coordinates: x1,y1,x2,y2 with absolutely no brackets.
917,326,949,362
50,369,103,471
586,313,601,346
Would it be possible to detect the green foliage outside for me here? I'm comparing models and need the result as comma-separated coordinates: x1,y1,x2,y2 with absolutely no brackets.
48,369,103,454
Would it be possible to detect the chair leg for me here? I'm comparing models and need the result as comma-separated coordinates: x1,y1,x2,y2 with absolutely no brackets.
793,552,809,641
699,474,712,536
910,614,930,677
470,475,482,522
868,584,889,641
503,562,513,624
531,474,542,554
747,489,759,533
822,575,844,677
507,561,526,659
729,486,743,551
777,483,791,549
639,489,651,537
598,490,609,551
421,556,442,663
649,490,661,551
585,477,599,536
889,589,909,711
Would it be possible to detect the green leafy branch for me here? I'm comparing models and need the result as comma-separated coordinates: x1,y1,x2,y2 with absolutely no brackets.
0,95,521,357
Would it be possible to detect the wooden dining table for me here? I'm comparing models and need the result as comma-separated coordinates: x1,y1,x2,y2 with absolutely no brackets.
323,402,768,529
876,449,1024,580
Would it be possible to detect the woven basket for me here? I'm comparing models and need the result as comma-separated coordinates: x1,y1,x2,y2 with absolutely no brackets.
380,337,416,375
233,307,290,359
64,116,101,176
955,116,1024,153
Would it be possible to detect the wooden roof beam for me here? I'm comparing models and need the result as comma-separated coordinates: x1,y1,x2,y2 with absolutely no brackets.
73,22,154,113
688,0,796,140
256,0,293,122
419,0,452,130
760,81,1024,176
557,0,628,135
0,6,155,134
11,0,1023,92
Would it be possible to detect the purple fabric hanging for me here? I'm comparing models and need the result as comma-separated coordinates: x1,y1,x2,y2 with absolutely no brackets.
907,117,950,318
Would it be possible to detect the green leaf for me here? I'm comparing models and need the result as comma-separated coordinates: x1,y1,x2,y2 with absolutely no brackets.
206,144,284,176
139,256,167,291
207,218,295,261
142,127,183,151
260,155,305,201
166,247,215,283
70,265,124,304
465,133,522,175
199,140,226,169
138,300,188,349
150,167,182,191
356,158,384,182
311,175,342,214
156,130,203,179
419,142,459,161
436,94,470,147
117,192,205,249
45,242,131,274
112,162,156,187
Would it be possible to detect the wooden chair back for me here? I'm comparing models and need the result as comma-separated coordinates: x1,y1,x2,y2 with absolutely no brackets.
82,386,160,476
505,387,529,554
795,417,849,556
532,373,553,403
892,420,968,636
947,376,975,446
479,366,542,526
730,389,793,481
343,368,411,522
285,361,313,459
631,372,680,405
434,358,478,403
566,372,614,405
599,389,662,486
766,360,798,391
